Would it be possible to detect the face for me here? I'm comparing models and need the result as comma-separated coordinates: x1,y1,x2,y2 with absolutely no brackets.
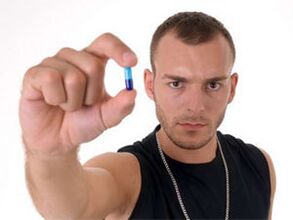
144,33,238,150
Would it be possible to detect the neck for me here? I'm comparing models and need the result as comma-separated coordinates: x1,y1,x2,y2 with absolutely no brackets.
156,128,218,164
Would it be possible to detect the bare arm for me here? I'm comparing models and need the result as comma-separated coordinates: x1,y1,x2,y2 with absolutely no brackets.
25,152,91,219
25,152,137,219
20,33,138,219
260,148,276,220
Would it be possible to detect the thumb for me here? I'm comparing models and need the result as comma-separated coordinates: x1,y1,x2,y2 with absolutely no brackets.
101,89,137,128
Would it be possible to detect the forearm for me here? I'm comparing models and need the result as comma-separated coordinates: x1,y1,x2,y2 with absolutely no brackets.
25,151,89,219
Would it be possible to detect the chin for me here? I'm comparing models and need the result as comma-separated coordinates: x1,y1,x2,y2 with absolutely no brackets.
176,135,213,150
169,125,215,150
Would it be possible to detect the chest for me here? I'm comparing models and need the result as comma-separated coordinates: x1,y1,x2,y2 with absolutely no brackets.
130,158,269,219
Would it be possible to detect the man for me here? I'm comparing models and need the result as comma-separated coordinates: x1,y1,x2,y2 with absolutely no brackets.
20,11,275,219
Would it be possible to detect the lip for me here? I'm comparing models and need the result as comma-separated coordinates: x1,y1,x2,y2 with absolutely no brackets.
178,122,207,130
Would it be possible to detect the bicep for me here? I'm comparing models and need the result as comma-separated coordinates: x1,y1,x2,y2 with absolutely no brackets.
81,166,126,219
81,152,140,219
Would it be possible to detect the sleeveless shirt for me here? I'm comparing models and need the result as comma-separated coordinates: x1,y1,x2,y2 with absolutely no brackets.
118,126,271,219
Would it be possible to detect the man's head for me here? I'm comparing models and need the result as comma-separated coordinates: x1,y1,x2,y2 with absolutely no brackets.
144,11,238,150
150,11,236,73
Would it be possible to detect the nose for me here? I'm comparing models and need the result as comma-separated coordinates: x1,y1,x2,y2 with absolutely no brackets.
185,87,206,114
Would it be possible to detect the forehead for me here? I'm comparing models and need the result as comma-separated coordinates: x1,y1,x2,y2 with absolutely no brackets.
154,32,234,78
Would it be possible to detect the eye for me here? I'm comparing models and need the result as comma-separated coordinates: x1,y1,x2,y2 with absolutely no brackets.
207,81,221,91
169,81,183,89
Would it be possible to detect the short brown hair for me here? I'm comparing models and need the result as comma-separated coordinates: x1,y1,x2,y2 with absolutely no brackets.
150,11,236,72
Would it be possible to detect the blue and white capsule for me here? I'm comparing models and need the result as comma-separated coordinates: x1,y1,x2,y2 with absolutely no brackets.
124,67,133,90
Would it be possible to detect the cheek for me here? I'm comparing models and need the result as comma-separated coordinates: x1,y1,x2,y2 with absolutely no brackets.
156,94,177,114
154,89,183,119
204,91,230,114
155,88,185,112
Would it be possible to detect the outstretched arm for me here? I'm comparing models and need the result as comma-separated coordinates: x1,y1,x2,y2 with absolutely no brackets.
20,33,138,219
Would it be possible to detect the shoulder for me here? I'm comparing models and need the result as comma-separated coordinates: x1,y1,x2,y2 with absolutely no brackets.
83,151,141,193
220,132,275,176
259,148,276,219
83,152,141,218
258,148,276,189
219,132,269,165
84,151,140,171
219,132,276,218
220,132,272,190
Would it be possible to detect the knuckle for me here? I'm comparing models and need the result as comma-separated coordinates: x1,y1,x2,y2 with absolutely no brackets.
84,59,104,76
24,66,37,78
41,56,55,65
65,71,86,87
42,69,61,85
98,32,115,41
56,47,74,57
23,66,38,86
23,65,59,87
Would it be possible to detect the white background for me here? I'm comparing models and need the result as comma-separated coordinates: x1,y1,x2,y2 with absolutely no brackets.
0,0,292,219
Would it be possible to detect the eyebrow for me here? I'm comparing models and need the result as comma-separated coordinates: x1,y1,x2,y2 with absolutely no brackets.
161,74,229,82
205,76,230,82
161,74,188,82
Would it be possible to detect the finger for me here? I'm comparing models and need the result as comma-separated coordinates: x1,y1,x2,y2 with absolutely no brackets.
86,33,138,68
56,48,105,105
100,89,137,128
42,57,87,111
22,66,66,105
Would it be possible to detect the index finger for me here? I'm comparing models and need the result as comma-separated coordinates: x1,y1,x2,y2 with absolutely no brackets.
85,33,138,67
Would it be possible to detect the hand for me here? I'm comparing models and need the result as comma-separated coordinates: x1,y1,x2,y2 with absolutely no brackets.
19,33,137,157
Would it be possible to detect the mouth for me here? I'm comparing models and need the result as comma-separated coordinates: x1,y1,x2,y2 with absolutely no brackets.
178,122,207,131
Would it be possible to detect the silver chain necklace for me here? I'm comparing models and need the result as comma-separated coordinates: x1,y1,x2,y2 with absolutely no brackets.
156,134,230,220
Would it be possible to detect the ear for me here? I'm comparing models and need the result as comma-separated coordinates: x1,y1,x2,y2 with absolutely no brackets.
228,72,238,103
144,68,155,100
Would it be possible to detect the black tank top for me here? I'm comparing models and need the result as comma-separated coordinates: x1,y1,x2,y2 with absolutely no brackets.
118,126,271,219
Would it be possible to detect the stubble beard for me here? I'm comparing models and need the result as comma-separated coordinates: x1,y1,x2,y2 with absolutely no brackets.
155,102,226,150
